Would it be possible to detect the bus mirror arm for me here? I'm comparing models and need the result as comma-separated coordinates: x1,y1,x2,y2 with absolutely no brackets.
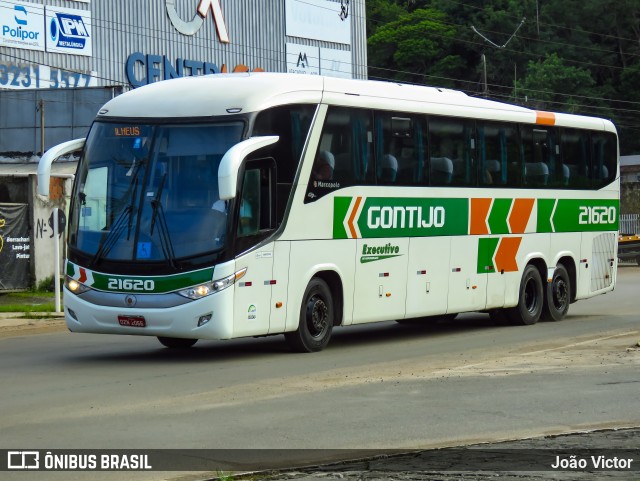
218,136,279,200
37,138,86,197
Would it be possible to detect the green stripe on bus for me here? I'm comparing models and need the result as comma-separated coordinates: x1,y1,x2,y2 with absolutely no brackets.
477,237,499,274
537,199,619,233
537,199,556,233
488,198,512,234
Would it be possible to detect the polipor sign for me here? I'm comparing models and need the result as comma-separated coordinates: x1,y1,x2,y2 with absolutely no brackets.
166,0,229,42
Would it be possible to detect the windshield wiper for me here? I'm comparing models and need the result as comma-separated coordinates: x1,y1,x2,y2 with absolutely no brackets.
149,173,176,268
91,161,142,266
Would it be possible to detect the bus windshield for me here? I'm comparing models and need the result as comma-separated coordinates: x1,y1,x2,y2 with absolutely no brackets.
68,121,244,267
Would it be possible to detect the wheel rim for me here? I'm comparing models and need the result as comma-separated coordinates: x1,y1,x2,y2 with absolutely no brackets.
306,294,329,339
552,277,569,311
524,277,539,313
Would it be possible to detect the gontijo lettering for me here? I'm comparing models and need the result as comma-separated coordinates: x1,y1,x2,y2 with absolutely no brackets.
367,205,445,229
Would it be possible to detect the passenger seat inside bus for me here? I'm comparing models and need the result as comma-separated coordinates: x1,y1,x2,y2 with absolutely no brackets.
430,157,453,185
524,162,549,185
378,154,398,183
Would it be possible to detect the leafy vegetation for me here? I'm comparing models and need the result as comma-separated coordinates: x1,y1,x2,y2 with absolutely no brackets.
366,0,640,154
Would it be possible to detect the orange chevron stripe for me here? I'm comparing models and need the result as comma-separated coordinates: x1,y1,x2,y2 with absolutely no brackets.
495,237,522,273
508,198,535,234
470,198,491,235
348,196,363,239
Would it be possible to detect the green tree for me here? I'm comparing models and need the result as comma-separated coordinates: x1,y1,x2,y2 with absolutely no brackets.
367,8,463,86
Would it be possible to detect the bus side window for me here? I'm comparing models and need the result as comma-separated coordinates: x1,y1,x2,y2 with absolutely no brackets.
429,117,475,187
522,127,554,187
591,132,617,189
237,160,276,239
477,122,518,187
373,112,426,186
560,128,590,189
305,107,373,203
253,104,316,222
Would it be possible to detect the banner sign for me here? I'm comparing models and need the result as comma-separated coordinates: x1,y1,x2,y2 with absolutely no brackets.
285,0,351,45
46,5,92,57
0,204,31,290
0,0,45,51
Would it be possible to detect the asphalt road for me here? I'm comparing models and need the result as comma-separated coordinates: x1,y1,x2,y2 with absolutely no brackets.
1,266,638,481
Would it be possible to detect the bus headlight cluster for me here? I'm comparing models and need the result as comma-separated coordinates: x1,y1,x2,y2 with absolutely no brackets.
65,276,91,295
178,268,247,300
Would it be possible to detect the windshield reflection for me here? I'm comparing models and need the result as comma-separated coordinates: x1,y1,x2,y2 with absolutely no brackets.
69,121,244,266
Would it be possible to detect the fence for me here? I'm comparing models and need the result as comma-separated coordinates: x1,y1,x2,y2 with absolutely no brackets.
620,214,639,235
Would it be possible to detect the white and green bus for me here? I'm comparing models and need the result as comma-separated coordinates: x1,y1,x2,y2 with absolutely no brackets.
38,73,619,351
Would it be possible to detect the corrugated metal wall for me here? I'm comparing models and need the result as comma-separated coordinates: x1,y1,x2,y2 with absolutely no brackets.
1,0,367,88
0,87,120,153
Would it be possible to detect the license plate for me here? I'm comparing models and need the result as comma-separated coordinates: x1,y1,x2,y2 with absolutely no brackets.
118,315,146,328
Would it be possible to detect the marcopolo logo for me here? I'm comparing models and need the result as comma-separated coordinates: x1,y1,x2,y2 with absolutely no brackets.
50,12,89,49
2,5,40,42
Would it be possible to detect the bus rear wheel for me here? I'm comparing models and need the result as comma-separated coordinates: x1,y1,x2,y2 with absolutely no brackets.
542,264,571,322
157,337,198,349
507,264,543,326
285,277,334,353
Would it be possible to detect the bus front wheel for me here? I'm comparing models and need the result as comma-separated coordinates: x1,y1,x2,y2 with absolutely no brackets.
507,264,543,326
542,264,571,322
157,337,198,349
285,278,334,353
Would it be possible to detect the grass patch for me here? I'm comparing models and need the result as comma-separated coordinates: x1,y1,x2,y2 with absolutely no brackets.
0,292,58,313
6,291,54,299
0,303,57,313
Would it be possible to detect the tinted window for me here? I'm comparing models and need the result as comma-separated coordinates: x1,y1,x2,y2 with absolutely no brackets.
306,107,373,202
477,122,520,187
429,117,476,186
560,129,590,189
373,112,427,185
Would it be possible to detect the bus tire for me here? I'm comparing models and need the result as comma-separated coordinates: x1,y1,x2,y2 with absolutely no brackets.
542,264,570,322
157,337,198,349
285,277,334,353
507,264,543,326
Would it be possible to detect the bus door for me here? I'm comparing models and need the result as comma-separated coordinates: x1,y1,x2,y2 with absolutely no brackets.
352,238,410,323
447,236,488,313
405,237,450,318
232,159,282,337
484,236,506,309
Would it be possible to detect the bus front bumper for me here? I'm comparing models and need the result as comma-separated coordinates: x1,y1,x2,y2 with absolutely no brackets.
63,287,234,340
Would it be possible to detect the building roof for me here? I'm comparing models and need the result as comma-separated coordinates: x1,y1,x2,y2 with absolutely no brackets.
621,155,640,167
0,161,77,177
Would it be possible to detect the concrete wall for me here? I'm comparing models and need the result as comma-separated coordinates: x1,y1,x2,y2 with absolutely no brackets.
31,175,73,285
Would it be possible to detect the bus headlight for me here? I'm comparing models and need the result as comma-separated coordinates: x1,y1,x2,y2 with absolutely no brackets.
65,276,91,295
178,268,247,300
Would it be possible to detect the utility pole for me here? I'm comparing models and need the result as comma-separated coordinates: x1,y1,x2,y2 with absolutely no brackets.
38,98,45,155
482,54,488,98
471,18,525,97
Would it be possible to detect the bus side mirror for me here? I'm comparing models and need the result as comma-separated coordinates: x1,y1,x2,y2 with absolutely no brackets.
37,138,86,197
218,136,278,200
